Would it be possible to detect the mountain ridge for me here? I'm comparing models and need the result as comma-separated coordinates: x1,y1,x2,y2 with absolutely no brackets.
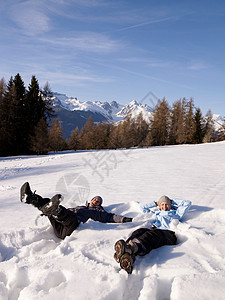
51,92,224,138
51,92,153,137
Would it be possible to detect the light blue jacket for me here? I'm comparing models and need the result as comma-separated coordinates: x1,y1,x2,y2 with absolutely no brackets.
140,199,192,230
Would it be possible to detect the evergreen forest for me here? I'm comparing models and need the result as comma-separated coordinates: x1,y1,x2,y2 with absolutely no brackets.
0,74,225,156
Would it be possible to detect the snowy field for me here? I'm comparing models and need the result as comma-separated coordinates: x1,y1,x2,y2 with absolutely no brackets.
0,142,225,300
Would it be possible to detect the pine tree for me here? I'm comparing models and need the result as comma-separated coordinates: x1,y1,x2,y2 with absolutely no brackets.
25,76,45,133
184,98,195,143
92,121,111,149
0,74,54,156
0,78,6,125
193,107,204,144
119,114,137,148
135,112,149,147
41,81,55,123
169,100,182,145
203,110,216,143
79,115,96,149
108,123,123,149
0,77,6,128
108,115,137,149
0,77,17,155
13,73,27,154
176,98,187,144
49,119,66,152
0,77,8,156
30,118,49,154
68,127,80,151
149,98,170,146
0,77,5,100
142,130,154,147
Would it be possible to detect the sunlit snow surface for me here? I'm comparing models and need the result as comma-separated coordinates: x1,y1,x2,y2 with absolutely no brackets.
0,142,225,300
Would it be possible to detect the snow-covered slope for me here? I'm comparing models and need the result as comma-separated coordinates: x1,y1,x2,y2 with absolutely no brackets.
1,142,225,299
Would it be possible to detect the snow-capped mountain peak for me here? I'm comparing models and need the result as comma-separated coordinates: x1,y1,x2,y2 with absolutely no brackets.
50,92,223,138
51,92,152,122
117,99,153,122
212,114,224,131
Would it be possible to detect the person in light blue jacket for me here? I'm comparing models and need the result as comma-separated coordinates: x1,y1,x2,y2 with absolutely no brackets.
114,195,192,274
141,196,192,230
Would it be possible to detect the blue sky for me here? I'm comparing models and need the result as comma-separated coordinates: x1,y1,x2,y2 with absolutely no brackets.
1,0,225,115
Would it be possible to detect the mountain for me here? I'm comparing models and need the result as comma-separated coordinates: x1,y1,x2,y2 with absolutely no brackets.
50,92,224,139
51,92,153,138
212,114,224,131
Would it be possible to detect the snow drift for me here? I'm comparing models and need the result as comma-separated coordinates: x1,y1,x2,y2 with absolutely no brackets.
0,142,225,299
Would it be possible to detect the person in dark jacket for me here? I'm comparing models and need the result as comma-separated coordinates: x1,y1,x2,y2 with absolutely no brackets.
114,195,191,274
20,182,132,240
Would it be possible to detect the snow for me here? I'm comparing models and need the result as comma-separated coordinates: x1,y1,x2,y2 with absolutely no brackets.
1,142,225,300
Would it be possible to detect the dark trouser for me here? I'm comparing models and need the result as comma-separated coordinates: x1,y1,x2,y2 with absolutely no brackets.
126,227,177,256
48,206,79,240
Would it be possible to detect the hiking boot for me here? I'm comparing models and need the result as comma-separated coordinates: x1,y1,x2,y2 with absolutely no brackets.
114,239,139,263
120,253,134,274
39,194,62,216
114,239,130,260
20,182,32,202
114,252,121,263
114,239,132,263
20,182,46,208
20,183,62,215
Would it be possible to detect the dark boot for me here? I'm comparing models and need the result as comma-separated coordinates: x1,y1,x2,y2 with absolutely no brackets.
20,182,49,208
20,182,62,215
20,182,32,202
39,194,62,216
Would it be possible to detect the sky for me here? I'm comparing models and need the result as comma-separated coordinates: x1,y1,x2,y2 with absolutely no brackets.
0,0,225,115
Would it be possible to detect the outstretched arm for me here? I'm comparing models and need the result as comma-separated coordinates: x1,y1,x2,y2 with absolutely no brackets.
93,211,132,223
76,208,132,224
172,199,192,220
140,201,157,213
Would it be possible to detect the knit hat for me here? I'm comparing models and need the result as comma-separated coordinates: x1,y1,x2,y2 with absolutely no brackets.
91,196,103,205
158,195,171,206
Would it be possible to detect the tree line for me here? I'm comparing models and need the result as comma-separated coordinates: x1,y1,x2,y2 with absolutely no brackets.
0,74,56,156
0,74,225,156
67,98,225,151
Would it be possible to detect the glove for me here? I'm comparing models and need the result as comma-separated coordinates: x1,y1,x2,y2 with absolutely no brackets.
123,217,133,223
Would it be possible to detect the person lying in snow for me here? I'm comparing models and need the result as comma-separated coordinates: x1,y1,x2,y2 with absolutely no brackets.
114,195,191,274
20,182,132,240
